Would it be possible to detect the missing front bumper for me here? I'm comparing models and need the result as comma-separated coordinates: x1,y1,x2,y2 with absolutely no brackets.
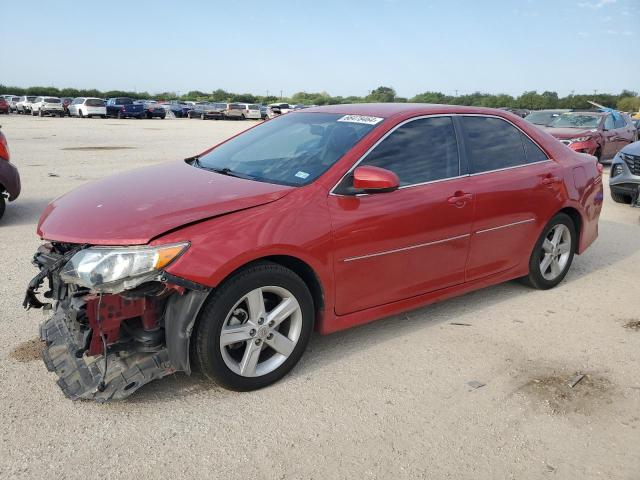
40,309,174,402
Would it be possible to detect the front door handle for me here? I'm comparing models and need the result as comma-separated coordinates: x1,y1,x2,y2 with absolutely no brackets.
447,191,473,207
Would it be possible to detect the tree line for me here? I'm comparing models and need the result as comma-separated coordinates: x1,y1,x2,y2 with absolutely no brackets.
1,84,638,112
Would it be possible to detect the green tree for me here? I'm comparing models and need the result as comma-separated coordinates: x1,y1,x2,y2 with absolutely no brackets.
365,86,396,103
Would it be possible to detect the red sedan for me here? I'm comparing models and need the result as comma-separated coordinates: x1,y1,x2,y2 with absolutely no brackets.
28,104,603,401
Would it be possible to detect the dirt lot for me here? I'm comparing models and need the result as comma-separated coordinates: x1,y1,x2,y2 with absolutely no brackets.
1,114,639,479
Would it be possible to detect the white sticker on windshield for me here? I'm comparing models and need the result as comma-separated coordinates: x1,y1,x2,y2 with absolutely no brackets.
295,171,310,179
337,114,383,125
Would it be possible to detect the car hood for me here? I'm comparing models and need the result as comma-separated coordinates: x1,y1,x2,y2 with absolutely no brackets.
621,140,640,156
544,127,598,139
37,160,294,245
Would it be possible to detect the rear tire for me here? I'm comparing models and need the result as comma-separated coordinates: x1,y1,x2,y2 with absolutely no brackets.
193,262,314,391
0,196,5,220
611,191,632,204
520,213,576,290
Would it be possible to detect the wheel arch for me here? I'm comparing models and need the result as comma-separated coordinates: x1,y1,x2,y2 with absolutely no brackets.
166,254,327,375
557,206,582,244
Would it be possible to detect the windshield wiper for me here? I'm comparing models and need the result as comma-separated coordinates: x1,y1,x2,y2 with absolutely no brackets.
191,159,255,180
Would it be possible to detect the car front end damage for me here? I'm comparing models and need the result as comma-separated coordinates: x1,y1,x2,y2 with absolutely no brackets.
25,242,210,402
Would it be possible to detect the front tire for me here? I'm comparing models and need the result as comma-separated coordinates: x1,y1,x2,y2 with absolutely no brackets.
521,213,576,290
193,262,314,391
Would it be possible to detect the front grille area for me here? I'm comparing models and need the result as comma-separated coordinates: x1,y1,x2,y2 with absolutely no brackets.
622,153,640,176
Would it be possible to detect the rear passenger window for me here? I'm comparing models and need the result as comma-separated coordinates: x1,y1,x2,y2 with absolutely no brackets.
359,116,460,186
521,134,548,163
461,116,526,173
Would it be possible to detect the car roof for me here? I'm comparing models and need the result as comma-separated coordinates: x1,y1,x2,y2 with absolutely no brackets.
303,103,518,119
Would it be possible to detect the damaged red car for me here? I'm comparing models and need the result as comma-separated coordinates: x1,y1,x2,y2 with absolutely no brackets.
27,104,603,401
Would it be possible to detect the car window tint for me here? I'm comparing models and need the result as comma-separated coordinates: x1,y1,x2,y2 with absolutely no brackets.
614,115,626,129
604,115,615,130
359,116,459,186
461,116,526,173
521,134,548,163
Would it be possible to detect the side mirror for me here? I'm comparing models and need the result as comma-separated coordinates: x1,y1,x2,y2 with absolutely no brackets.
352,166,400,193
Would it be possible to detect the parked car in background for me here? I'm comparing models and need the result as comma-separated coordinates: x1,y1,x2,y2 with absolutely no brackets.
160,102,190,118
609,140,640,204
27,104,603,401
8,97,21,113
524,109,571,127
260,105,268,120
31,97,64,117
236,103,262,119
16,96,37,114
0,126,20,220
267,102,292,118
106,97,145,119
545,111,636,161
60,97,74,117
188,102,226,120
0,97,9,114
499,107,530,118
69,97,107,118
135,100,166,119
222,103,247,119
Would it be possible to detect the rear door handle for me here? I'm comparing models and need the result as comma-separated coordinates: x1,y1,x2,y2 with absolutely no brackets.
447,192,473,207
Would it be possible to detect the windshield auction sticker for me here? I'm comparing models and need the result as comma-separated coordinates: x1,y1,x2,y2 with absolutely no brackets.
337,115,384,125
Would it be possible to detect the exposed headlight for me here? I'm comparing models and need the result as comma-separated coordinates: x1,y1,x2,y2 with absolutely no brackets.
60,242,188,292
568,136,592,143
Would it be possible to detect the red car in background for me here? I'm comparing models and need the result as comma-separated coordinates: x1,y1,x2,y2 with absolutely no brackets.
0,126,21,219
545,111,636,161
27,104,603,401
0,97,9,114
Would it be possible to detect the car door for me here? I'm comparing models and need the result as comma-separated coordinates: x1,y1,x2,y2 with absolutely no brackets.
614,114,635,152
328,115,474,315
460,115,561,282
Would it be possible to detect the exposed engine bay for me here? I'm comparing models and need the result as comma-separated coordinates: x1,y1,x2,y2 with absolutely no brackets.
25,242,210,402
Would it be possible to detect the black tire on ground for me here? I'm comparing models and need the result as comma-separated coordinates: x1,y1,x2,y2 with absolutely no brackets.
101,115,106,119
611,191,632,204
520,213,576,290
160,114,165,120
79,110,84,118
192,261,315,391
146,112,152,119
0,195,5,220
39,109,43,117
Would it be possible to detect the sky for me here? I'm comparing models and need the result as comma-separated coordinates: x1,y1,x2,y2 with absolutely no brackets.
1,0,638,98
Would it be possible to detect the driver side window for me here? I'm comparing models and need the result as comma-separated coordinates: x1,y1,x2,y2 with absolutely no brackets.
358,116,460,187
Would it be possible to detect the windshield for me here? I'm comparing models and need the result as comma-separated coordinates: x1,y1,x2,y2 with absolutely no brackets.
195,112,379,186
115,97,134,105
44,97,61,103
549,113,601,129
525,111,564,126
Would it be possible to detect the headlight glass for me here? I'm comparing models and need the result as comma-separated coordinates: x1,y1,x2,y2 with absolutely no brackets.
60,242,188,291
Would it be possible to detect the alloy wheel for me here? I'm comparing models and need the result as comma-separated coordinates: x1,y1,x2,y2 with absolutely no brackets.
219,286,302,378
539,224,571,281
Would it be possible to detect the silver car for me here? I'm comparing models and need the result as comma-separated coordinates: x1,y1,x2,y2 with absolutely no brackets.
609,141,640,205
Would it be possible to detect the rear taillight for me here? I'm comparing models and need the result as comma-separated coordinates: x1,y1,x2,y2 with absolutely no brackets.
0,132,10,162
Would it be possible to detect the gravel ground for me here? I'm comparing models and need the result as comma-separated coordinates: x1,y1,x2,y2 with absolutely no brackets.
1,114,639,480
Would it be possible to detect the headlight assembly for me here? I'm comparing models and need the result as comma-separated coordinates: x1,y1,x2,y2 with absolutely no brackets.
60,242,188,292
